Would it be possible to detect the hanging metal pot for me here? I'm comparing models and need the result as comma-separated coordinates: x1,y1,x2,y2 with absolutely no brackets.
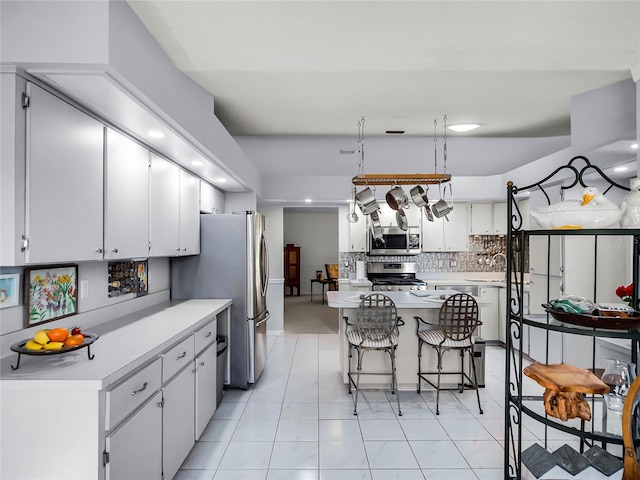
410,185,434,222
432,183,454,220
385,185,409,210
355,187,380,215
396,209,408,231
369,210,385,246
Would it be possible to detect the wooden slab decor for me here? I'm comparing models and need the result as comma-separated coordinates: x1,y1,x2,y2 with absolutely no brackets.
524,363,610,421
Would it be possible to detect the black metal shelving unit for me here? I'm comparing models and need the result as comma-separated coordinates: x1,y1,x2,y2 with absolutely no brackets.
504,156,640,479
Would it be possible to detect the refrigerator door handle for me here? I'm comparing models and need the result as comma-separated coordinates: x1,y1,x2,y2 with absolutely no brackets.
255,310,270,327
261,233,269,298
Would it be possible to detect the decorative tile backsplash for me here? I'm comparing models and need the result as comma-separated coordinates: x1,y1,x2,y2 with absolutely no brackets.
339,235,528,278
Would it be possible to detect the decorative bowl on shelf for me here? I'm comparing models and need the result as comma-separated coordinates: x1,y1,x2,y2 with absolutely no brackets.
542,304,640,330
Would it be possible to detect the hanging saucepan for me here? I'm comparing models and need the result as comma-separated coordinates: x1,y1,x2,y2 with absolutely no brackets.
385,185,409,210
432,183,454,220
410,185,434,222
355,187,380,215
369,210,385,246
396,209,408,231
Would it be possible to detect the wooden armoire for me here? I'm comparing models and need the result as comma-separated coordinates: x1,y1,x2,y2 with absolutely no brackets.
284,243,301,296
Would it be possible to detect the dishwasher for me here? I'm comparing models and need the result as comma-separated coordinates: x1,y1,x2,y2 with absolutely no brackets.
435,285,486,388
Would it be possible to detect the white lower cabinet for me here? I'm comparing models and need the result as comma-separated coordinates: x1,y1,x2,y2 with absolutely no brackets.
478,286,499,341
163,365,196,480
105,391,163,480
195,344,217,439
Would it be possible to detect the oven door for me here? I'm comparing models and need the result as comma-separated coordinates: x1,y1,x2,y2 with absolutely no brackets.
368,227,421,256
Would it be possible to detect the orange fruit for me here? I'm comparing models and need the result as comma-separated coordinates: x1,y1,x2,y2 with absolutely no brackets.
64,334,84,347
47,328,69,342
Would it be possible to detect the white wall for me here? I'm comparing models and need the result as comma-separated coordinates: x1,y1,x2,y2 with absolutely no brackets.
284,211,339,295
260,204,284,334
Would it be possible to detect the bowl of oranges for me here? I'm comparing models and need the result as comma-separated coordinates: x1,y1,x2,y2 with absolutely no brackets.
11,326,98,356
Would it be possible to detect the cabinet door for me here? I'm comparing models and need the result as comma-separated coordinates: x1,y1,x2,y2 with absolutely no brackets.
149,154,180,256
443,203,469,251
470,203,493,235
479,287,499,341
348,218,367,252
195,344,217,440
422,218,445,252
163,365,195,480
493,202,508,235
529,273,562,314
200,180,216,214
25,83,104,263
105,392,163,480
529,235,562,276
179,169,201,255
104,129,150,260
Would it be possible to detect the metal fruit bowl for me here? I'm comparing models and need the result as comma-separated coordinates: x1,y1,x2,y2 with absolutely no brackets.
10,333,99,370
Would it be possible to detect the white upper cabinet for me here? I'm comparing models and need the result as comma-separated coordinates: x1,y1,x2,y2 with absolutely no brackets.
470,203,493,235
25,83,104,263
422,203,469,252
200,181,224,214
104,129,150,260
179,170,200,255
348,217,367,252
493,202,508,235
149,154,181,257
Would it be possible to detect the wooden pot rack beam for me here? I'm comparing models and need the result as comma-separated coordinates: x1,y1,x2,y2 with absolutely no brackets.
351,173,451,186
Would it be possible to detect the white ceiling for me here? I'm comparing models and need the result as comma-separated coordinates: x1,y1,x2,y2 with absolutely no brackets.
128,0,639,139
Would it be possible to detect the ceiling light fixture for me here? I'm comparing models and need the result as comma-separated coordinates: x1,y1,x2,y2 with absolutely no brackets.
215,178,227,183
148,130,165,138
191,160,203,166
614,166,629,172
447,123,480,133
305,199,312,203
632,143,639,149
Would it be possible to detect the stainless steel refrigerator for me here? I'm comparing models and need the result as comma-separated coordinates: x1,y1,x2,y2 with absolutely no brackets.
171,211,269,388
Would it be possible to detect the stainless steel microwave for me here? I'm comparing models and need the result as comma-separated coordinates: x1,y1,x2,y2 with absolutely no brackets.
368,226,421,256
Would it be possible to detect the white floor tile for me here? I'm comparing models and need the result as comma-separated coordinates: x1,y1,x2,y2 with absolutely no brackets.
320,402,358,419
319,419,363,442
266,470,319,480
269,441,319,469
454,440,504,469
213,471,267,480
280,402,319,420
422,469,477,479
200,419,239,442
473,469,505,479
276,419,319,441
364,441,420,469
371,470,426,479
174,469,216,480
213,401,247,420
359,419,405,441
436,418,494,440
231,420,279,442
398,418,449,441
319,441,369,469
180,441,227,470
409,440,470,469
218,442,273,470
240,402,283,420
320,470,372,480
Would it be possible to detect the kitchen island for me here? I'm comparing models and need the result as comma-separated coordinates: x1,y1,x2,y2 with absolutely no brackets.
0,299,231,480
327,290,486,391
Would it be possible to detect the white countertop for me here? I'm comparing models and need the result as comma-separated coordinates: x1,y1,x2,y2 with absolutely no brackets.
327,290,466,309
0,299,232,389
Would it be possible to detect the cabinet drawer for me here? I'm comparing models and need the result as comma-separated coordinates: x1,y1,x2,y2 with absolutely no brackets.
194,319,216,354
106,358,162,430
163,335,195,382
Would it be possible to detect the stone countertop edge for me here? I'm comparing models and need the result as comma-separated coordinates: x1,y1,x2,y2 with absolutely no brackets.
0,299,232,387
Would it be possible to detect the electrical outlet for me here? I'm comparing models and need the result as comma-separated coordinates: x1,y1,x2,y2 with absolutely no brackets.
80,280,89,298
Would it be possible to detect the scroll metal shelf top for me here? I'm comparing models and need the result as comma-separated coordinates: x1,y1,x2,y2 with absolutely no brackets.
352,173,452,186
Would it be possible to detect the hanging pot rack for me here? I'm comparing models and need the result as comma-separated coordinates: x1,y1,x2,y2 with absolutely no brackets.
351,173,451,186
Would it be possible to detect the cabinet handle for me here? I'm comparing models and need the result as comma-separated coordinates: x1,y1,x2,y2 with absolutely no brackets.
131,382,148,396
96,247,103,254
111,248,118,253
175,247,181,252
177,351,187,360
200,361,205,367
156,400,164,408
182,248,187,251
204,332,212,338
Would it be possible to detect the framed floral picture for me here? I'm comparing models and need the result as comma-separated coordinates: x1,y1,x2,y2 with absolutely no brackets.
0,273,20,308
25,264,78,327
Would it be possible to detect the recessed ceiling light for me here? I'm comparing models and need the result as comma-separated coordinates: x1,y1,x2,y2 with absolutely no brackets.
215,178,227,183
447,124,480,133
148,130,165,138
191,160,203,166
305,199,312,203
632,143,639,149
614,166,629,172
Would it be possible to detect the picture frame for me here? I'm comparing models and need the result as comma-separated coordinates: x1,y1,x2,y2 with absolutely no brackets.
25,264,78,327
135,259,148,297
0,273,20,308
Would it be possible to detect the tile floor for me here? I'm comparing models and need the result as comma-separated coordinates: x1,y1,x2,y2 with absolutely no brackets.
175,333,625,480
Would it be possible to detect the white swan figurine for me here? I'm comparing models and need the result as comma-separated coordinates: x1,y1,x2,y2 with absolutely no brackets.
530,186,621,229
620,178,640,228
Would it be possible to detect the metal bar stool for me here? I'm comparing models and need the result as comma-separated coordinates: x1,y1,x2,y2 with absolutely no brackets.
345,293,403,416
415,293,483,415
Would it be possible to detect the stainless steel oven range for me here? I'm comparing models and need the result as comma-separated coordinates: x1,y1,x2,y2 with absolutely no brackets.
368,262,428,291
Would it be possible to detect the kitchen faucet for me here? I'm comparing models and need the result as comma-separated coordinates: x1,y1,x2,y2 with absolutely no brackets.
491,252,508,281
